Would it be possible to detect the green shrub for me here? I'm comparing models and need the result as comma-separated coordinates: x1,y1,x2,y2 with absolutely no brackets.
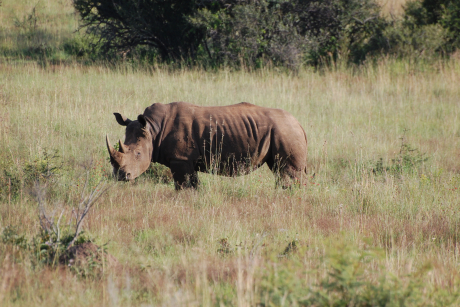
1,226,28,249
403,0,460,53
23,150,61,183
1,225,94,268
0,167,22,201
63,34,93,58
257,242,439,306
439,1,460,51
191,0,388,68
373,136,428,177
1,179,106,269
73,0,389,68
142,163,173,184
0,149,62,201
385,22,447,60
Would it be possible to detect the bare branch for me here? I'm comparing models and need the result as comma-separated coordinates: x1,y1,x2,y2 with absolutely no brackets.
33,173,110,251
34,182,66,245
67,180,109,249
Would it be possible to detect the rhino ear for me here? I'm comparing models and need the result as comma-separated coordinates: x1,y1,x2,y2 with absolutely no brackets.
114,113,132,126
138,115,147,128
138,114,160,133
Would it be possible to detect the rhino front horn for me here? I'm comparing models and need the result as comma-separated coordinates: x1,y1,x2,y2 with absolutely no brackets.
118,139,129,153
106,135,123,165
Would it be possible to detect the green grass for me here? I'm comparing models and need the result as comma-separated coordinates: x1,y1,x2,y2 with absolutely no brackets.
0,0,81,62
1,59,460,306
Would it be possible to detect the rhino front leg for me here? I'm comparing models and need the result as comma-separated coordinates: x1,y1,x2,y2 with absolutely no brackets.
170,160,199,190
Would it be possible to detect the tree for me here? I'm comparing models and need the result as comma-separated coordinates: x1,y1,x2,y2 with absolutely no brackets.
74,0,388,67
73,0,206,61
404,0,460,53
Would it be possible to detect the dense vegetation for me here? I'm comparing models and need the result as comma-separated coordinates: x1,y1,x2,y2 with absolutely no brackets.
1,0,459,68
69,0,460,67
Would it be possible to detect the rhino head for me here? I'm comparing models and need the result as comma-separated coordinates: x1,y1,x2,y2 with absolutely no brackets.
106,113,153,181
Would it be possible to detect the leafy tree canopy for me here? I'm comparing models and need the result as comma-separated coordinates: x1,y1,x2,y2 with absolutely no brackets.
73,0,459,67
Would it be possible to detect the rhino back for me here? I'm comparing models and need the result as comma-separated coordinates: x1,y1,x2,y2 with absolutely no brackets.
145,102,306,169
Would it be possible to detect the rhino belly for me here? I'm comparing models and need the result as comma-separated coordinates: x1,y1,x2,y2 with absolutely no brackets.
194,131,270,176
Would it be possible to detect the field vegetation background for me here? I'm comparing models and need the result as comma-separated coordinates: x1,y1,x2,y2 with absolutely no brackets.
1,0,460,306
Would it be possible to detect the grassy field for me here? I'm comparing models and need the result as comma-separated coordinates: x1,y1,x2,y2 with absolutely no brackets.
0,0,78,61
1,58,460,306
2,0,460,306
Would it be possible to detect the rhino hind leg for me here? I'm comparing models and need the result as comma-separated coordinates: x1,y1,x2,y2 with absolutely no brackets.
170,160,199,190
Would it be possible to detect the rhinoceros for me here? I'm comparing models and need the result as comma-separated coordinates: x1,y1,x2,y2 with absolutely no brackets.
106,102,307,189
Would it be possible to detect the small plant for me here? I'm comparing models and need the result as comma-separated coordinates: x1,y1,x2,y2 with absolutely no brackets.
373,131,428,177
0,149,62,201
217,238,233,255
390,142,428,175
258,242,429,306
83,159,110,189
63,34,93,57
143,163,173,184
0,167,21,201
1,226,28,249
14,5,39,34
23,149,62,184
30,174,109,266
279,240,298,257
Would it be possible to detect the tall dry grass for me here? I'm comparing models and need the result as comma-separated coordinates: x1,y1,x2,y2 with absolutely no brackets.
1,57,460,305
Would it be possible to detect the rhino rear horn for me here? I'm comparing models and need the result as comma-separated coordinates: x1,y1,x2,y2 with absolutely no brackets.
106,135,124,166
118,139,129,153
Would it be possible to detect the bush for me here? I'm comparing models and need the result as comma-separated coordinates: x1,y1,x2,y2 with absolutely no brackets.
373,136,428,177
438,1,460,51
192,0,388,67
257,242,440,306
384,22,447,60
0,179,109,269
143,163,173,184
71,0,459,67
0,149,62,201
63,34,94,58
403,0,460,53
1,226,28,249
73,0,388,68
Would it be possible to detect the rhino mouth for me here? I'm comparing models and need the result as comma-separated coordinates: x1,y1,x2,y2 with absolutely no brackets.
113,168,133,181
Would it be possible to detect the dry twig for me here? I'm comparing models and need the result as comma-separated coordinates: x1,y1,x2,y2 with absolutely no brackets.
33,173,109,250
67,175,109,248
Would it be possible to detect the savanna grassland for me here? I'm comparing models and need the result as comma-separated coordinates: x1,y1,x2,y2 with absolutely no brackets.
2,0,460,306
